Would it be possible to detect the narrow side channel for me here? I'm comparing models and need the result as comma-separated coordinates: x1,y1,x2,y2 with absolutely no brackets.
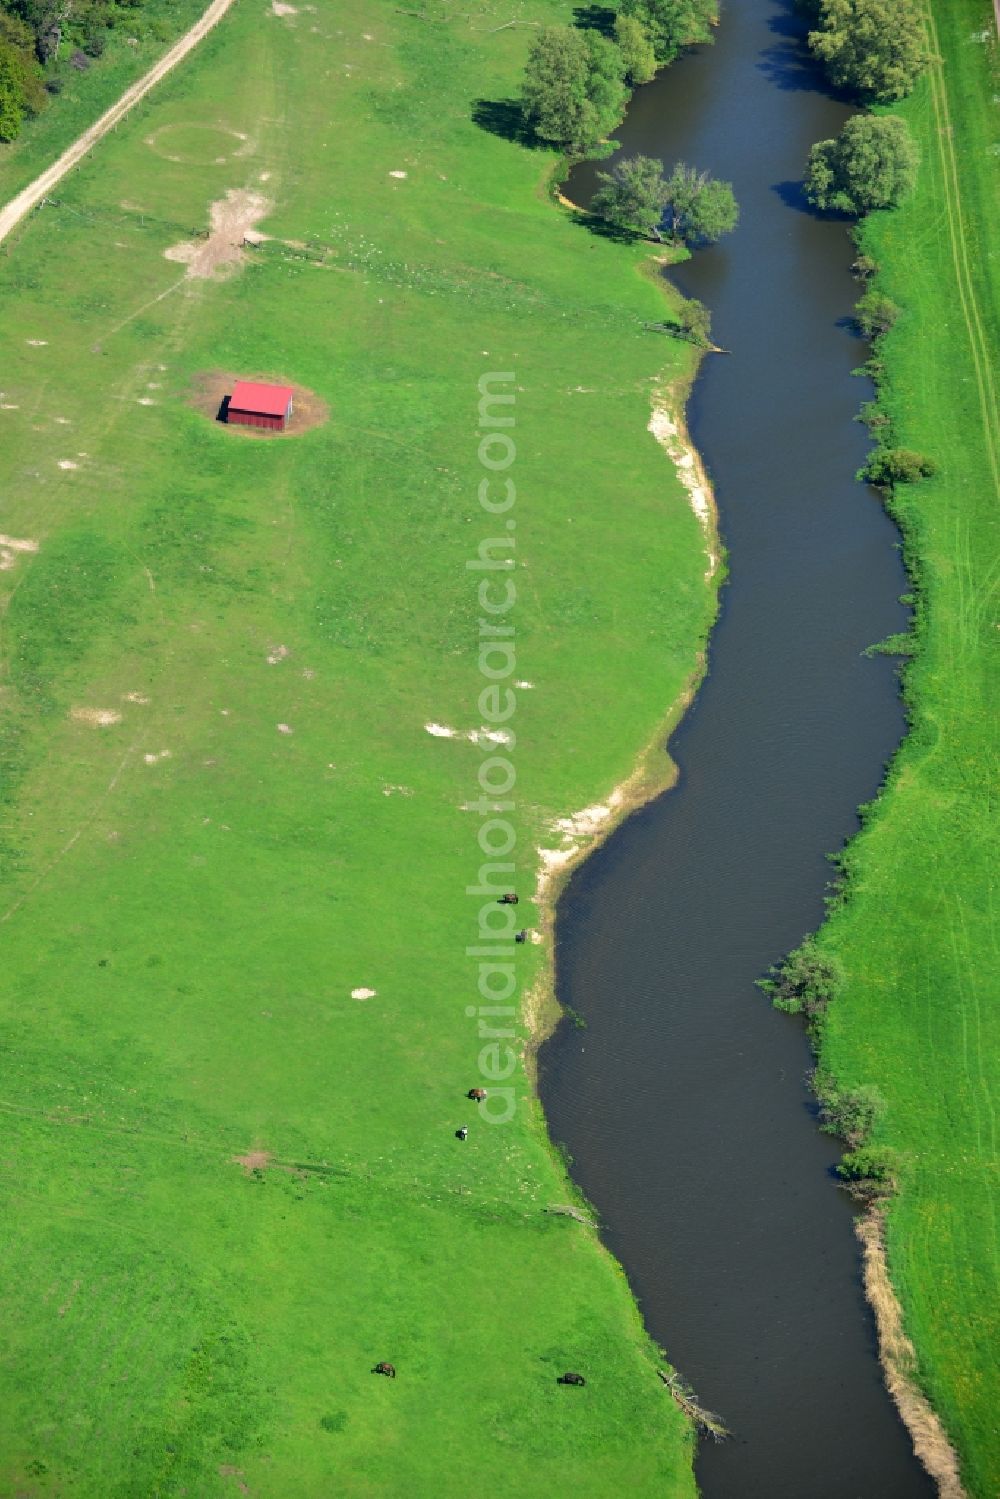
539,3,937,1496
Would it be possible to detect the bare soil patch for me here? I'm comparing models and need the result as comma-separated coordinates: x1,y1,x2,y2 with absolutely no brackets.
165,189,271,279
232,1149,273,1172
188,370,329,438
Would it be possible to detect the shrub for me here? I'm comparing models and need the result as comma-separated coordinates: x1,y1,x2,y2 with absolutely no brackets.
759,936,843,1023
805,113,919,215
836,1146,897,1201
677,297,712,346
861,447,936,486
851,252,879,279
855,290,900,336
816,1079,886,1146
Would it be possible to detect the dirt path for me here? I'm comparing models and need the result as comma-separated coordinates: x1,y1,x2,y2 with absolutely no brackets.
0,0,238,249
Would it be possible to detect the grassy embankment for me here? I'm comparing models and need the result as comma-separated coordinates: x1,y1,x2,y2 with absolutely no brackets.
0,0,210,202
0,0,716,1493
813,0,998,1491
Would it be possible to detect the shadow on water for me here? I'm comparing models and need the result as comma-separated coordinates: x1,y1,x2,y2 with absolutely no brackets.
538,1,935,1496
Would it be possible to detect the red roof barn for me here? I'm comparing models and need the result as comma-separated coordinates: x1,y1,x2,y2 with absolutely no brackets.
227,380,294,431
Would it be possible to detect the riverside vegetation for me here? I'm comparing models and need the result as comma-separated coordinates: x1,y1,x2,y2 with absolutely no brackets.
766,0,999,1490
0,0,721,1492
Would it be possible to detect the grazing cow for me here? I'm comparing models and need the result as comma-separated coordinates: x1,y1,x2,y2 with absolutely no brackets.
467,1087,487,1101
558,1372,586,1387
456,1126,469,1141
497,893,519,905
373,1362,396,1378
515,929,528,944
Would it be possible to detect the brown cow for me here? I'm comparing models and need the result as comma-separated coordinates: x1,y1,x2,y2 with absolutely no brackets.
467,1088,487,1101
372,1362,396,1378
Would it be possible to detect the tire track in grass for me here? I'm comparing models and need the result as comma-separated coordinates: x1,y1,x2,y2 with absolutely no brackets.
919,2,1000,496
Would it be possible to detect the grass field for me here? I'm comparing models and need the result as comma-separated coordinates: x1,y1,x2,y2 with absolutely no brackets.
814,0,999,1491
0,0,716,1493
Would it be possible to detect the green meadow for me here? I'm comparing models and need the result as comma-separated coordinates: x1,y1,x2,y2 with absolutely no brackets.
0,0,715,1493
815,0,999,1491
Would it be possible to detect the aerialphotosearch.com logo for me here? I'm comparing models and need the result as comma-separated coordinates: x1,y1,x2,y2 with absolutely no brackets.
465,370,521,1125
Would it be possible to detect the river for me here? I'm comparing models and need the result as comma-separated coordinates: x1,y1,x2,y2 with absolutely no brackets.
538,2,935,1495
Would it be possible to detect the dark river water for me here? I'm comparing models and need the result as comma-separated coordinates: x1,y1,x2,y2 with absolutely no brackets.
539,3,935,1496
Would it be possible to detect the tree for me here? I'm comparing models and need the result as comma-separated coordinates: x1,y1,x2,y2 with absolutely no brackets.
614,13,656,85
618,0,716,64
662,162,738,244
521,26,626,151
592,153,669,236
809,0,925,103
805,113,918,215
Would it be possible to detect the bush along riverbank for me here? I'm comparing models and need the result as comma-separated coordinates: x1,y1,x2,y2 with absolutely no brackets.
763,0,998,1492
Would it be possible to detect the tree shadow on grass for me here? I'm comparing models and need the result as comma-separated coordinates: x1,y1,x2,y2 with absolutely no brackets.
471,97,542,147
571,207,653,245
572,4,617,35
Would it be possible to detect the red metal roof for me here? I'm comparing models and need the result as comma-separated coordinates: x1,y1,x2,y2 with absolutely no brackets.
230,380,294,417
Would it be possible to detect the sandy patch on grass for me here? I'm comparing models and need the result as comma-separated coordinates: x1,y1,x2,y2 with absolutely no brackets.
856,1211,967,1497
267,644,289,664
58,459,79,469
649,396,719,580
233,1149,273,1172
389,170,407,179
271,0,297,11
143,750,171,764
71,708,122,727
425,722,456,738
277,722,293,734
123,692,149,704
188,369,329,438
26,339,47,346
0,534,39,570
382,784,413,796
351,986,376,999
165,189,271,279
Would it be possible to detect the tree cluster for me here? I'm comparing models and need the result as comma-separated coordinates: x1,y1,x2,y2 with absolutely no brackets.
808,0,925,103
0,0,149,143
0,9,43,141
521,1,718,153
